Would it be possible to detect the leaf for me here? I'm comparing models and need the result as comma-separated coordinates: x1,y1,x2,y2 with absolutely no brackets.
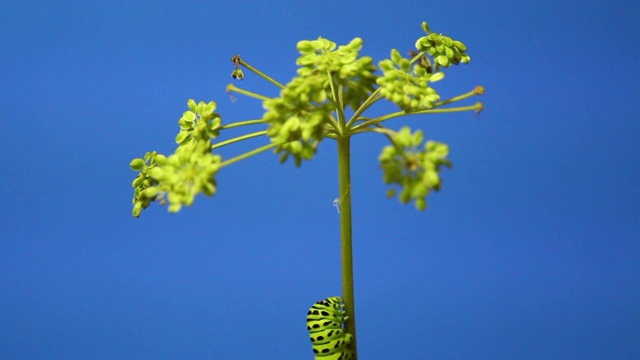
182,111,196,122
205,101,217,114
142,187,158,198
445,47,454,59
452,40,466,51
391,49,402,64
421,21,431,34
187,99,196,112
435,55,450,67
430,72,445,82
130,158,145,171
297,40,314,53
175,131,190,144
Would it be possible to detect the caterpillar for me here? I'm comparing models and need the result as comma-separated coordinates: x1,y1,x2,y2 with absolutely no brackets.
306,296,354,360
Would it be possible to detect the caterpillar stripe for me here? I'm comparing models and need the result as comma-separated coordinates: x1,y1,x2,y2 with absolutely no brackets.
307,296,354,360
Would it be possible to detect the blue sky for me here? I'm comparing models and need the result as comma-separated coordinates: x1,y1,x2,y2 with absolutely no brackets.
1,1,638,359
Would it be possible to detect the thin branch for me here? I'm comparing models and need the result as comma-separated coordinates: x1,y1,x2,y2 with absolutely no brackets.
345,88,383,129
351,102,483,132
221,119,266,129
212,130,268,150
239,58,286,89
226,84,271,101
219,142,278,167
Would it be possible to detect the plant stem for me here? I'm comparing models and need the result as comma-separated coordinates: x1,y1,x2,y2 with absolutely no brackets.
221,119,266,129
350,102,482,132
337,135,357,359
226,84,271,101
211,130,268,150
219,142,278,167
239,58,286,89
328,73,346,133
409,51,427,65
346,88,382,129
434,87,483,106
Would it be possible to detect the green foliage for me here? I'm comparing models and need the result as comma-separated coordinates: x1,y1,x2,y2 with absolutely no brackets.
379,127,451,211
130,100,223,217
296,37,377,110
263,74,333,166
263,37,377,166
129,21,482,216
415,21,471,68
176,99,222,146
377,48,444,112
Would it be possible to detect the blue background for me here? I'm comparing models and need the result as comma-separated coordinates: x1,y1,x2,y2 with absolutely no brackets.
1,1,638,359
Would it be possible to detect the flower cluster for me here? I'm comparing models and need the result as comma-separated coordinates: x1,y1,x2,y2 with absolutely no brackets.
263,75,333,166
296,37,377,110
415,22,471,68
130,100,223,216
377,49,444,112
379,127,451,211
144,148,221,213
176,99,222,148
263,37,377,166
130,151,163,217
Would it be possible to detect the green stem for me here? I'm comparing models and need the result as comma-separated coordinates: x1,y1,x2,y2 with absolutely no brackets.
239,58,286,89
346,88,383,129
337,136,357,359
434,86,484,107
323,119,342,137
368,125,396,138
226,84,271,101
328,73,346,134
219,142,278,167
368,127,413,163
221,119,266,129
212,130,268,150
409,51,427,65
351,103,482,133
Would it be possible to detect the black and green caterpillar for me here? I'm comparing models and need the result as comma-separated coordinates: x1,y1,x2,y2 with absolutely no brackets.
306,296,354,360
